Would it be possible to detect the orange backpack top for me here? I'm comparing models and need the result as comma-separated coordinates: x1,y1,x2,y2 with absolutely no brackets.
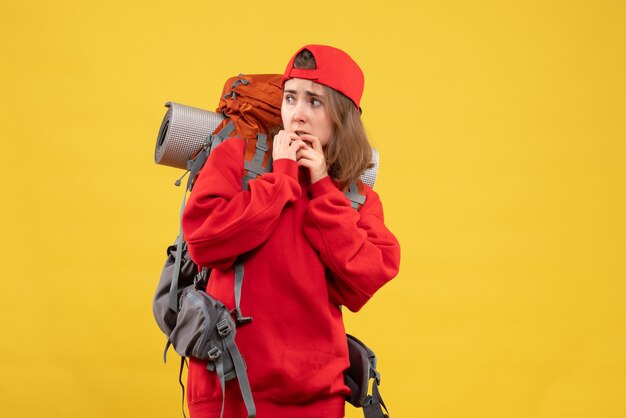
204,74,283,189
216,73,283,140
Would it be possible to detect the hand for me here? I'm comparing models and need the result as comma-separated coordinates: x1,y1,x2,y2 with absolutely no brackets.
295,134,328,184
272,130,307,161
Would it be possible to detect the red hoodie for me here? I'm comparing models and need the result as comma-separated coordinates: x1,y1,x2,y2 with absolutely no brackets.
182,137,400,418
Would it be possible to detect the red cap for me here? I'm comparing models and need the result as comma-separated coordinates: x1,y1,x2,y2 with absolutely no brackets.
282,44,364,110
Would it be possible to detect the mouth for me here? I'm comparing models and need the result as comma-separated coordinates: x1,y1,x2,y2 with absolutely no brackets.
295,130,309,136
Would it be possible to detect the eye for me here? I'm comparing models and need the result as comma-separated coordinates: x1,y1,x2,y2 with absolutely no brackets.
284,94,294,104
311,98,322,107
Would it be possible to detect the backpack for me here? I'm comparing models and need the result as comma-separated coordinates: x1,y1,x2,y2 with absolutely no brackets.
153,74,389,418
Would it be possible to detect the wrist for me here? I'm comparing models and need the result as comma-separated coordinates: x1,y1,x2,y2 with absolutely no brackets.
310,172,328,184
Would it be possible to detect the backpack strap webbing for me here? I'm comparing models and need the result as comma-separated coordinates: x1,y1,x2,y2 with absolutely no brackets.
233,260,252,325
362,352,389,418
242,133,273,190
210,121,235,153
185,121,236,192
220,320,256,417
344,180,366,210
231,134,274,324
363,379,389,418
208,319,256,418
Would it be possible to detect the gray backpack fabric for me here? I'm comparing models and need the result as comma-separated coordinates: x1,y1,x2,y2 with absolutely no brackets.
153,241,197,342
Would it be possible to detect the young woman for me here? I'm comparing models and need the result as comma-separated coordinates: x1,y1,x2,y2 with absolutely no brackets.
182,44,401,418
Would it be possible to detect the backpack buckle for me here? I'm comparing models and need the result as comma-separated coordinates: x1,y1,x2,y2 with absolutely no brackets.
207,346,222,360
217,319,231,337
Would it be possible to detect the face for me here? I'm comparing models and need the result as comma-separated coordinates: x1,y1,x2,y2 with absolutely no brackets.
282,78,334,147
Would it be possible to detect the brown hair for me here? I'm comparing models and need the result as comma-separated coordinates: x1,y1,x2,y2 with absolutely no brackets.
293,49,372,189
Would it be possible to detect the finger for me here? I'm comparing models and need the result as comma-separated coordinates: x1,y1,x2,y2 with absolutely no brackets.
299,146,325,160
291,139,308,151
296,140,320,155
284,131,302,140
298,134,323,152
275,130,299,145
296,153,323,170
295,157,312,168
274,131,288,146
296,146,314,159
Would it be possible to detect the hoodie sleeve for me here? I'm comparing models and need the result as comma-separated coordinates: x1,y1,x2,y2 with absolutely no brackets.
303,177,401,312
182,138,301,270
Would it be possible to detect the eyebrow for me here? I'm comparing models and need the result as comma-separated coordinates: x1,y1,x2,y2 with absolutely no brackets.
284,89,324,99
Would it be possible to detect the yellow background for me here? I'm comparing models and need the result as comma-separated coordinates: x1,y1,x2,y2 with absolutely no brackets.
1,0,625,417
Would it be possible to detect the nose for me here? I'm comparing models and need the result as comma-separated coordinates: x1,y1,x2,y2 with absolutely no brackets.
292,101,307,123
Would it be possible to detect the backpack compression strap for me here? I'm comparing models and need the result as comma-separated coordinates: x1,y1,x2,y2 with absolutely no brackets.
208,319,256,418
362,367,389,418
242,133,273,190
219,320,256,417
